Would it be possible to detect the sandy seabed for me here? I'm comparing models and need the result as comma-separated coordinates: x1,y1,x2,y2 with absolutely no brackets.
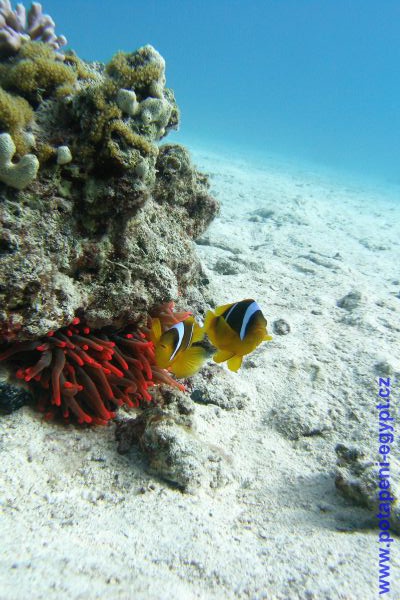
1,145,399,599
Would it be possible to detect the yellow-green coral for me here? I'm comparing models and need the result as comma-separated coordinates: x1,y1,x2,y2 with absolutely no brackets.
75,81,122,144
101,119,157,171
17,41,60,61
54,82,77,99
0,87,33,131
68,78,158,170
107,120,158,156
0,42,77,103
4,58,76,99
36,142,56,164
63,53,96,81
0,87,34,154
106,48,164,92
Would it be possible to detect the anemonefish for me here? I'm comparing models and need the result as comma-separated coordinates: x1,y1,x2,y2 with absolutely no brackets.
203,299,272,372
151,316,208,378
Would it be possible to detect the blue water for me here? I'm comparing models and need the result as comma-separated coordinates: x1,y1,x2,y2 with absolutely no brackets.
45,0,400,184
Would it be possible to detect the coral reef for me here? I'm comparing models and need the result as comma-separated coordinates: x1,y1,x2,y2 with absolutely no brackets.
63,44,179,175
0,3,218,344
0,1,66,56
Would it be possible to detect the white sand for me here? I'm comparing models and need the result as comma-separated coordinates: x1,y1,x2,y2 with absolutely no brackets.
1,146,399,599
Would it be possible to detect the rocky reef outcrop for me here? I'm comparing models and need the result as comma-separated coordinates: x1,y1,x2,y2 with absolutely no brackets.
0,4,218,342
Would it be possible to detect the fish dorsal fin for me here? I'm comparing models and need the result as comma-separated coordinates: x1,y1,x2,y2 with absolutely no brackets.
170,345,208,378
214,302,235,316
150,318,162,343
227,355,243,372
202,310,215,333
202,310,217,333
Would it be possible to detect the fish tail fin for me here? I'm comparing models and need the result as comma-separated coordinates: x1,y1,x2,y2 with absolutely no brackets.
149,317,162,344
227,355,243,372
170,346,208,378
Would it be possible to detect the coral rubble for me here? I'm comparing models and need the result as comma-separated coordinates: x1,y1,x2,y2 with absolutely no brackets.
0,2,218,346
116,389,233,491
335,443,400,535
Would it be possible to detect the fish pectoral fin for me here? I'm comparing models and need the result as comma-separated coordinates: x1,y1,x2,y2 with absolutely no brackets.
227,355,243,372
150,318,162,344
170,346,208,378
264,333,273,341
213,349,234,364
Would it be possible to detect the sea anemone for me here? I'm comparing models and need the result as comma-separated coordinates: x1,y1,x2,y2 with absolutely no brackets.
0,303,188,425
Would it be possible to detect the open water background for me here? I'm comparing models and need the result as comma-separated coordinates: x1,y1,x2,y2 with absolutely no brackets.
45,0,400,187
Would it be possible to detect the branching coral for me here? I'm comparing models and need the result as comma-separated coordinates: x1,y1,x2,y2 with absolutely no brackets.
0,1,66,57
0,306,187,425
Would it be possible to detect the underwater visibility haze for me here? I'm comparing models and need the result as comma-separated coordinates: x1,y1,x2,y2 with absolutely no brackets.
45,0,400,184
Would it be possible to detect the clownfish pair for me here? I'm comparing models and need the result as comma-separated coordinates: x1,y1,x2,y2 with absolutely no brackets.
151,299,272,377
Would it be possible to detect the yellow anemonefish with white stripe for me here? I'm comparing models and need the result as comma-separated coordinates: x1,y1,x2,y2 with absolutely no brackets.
151,315,208,378
203,299,272,372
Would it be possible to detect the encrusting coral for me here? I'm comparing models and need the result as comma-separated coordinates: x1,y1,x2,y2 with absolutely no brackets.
116,88,139,116
0,11,179,184
0,131,39,188
56,144,72,165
